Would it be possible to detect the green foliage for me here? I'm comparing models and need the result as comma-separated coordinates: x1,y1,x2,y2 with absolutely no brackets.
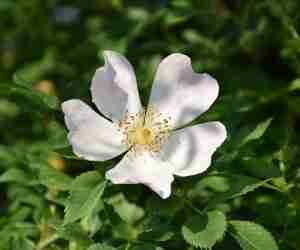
229,221,278,250
64,171,106,225
36,163,72,191
87,243,116,250
130,243,165,250
240,118,273,146
182,210,227,249
1,74,59,111
199,173,272,209
139,213,176,242
0,168,30,184
107,193,145,224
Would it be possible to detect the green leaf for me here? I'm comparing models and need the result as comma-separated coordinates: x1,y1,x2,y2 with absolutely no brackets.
229,220,278,250
56,223,92,247
11,237,35,250
87,243,116,250
36,163,72,191
139,215,176,242
289,78,300,91
104,204,140,241
199,174,270,209
64,171,106,225
0,168,30,184
9,207,32,222
80,212,102,236
13,50,55,87
10,222,37,238
240,157,281,179
0,145,19,166
46,120,69,149
0,81,59,110
182,210,227,249
145,195,184,217
54,146,79,159
107,193,145,224
241,118,273,146
8,186,44,208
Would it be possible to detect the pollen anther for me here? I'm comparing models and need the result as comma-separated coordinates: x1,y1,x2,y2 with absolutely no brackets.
118,106,171,154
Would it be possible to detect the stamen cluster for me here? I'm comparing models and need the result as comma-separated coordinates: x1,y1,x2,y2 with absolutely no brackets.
118,106,171,154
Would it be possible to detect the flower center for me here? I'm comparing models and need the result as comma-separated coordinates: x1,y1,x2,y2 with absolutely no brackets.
133,127,153,145
118,106,171,153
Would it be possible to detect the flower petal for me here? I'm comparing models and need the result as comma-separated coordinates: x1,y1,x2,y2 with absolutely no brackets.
149,53,219,129
62,99,127,161
91,51,142,121
160,122,227,177
105,151,174,199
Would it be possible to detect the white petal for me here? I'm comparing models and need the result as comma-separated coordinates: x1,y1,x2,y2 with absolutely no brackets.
105,151,174,199
149,53,219,129
91,51,142,121
161,122,227,177
62,99,127,161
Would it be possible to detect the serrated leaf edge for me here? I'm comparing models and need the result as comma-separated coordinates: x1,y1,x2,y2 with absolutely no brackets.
182,210,227,249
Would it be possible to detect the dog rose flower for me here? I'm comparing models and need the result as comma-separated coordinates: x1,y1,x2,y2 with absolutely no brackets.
62,51,226,199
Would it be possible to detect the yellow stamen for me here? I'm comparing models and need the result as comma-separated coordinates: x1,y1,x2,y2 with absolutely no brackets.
118,106,171,154
134,127,153,145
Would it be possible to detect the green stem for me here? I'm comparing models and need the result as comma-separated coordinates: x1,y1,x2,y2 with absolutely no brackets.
263,182,285,193
125,242,131,250
36,234,59,250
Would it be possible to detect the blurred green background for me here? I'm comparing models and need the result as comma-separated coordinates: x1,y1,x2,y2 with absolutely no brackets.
1,0,300,249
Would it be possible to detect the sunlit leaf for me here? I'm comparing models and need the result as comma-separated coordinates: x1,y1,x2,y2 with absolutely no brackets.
107,193,145,224
1,78,59,110
196,174,271,209
182,210,227,248
229,220,278,250
0,168,30,184
241,118,273,146
64,171,106,225
35,163,72,191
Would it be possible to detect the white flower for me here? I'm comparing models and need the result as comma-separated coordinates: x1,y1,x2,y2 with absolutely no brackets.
62,51,227,199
